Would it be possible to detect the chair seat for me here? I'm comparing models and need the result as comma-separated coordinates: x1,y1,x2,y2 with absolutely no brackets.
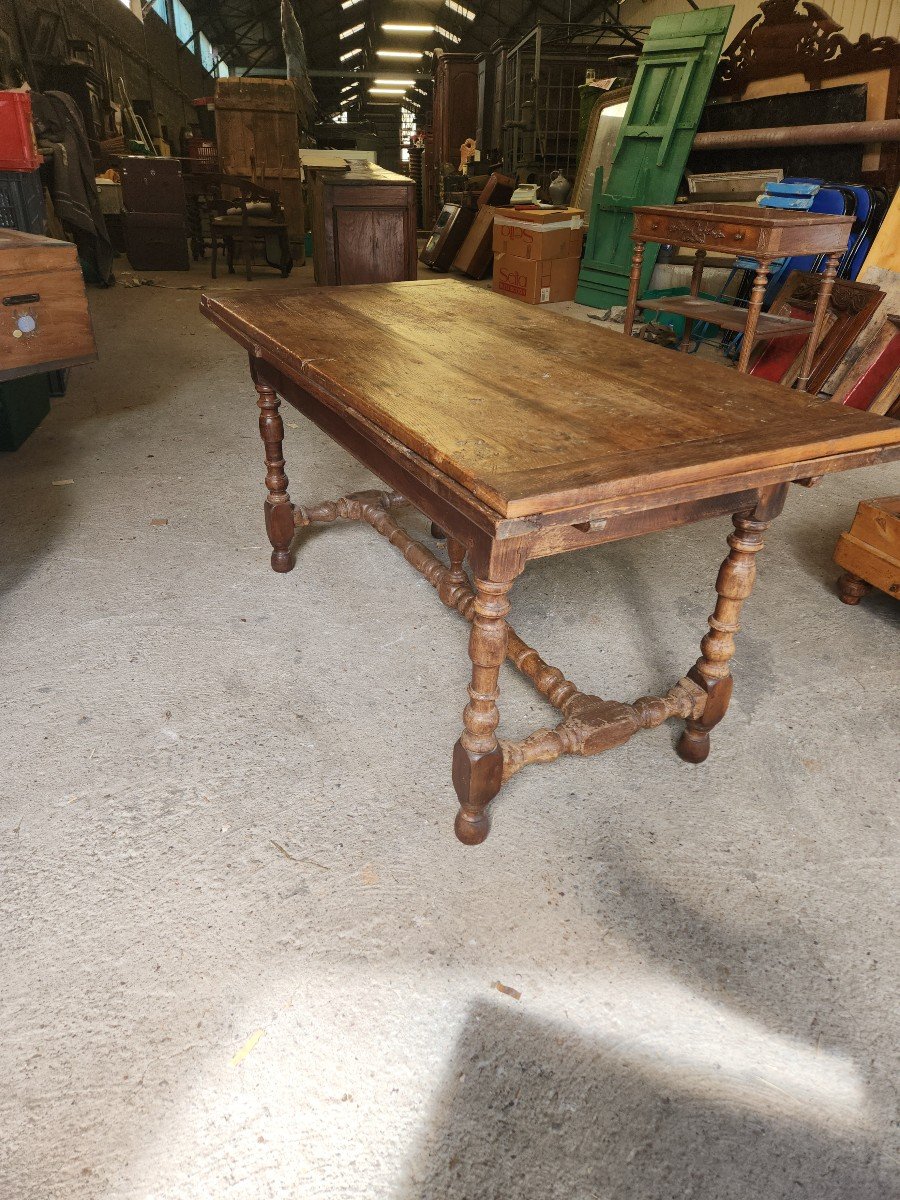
211,215,288,231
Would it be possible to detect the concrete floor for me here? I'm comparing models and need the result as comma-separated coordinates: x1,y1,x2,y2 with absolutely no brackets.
2,258,899,1200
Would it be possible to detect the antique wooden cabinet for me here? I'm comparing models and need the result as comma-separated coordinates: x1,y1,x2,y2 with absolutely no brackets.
308,163,417,286
433,51,480,171
0,230,97,381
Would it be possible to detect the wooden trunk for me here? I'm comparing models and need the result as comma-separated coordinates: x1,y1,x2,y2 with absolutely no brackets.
0,230,97,382
308,163,417,286
214,78,306,251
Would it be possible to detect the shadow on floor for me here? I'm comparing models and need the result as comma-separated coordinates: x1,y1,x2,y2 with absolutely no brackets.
396,999,895,1200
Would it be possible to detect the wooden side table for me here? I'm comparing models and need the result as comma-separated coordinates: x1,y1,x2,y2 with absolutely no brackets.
623,203,853,389
834,495,900,604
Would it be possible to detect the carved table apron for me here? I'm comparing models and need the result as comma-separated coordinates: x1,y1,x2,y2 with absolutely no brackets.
201,279,900,844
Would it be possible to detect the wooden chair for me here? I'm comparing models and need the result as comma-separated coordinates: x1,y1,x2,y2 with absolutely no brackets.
208,177,293,281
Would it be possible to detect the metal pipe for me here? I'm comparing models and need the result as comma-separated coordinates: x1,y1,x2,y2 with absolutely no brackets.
693,118,900,151
307,69,431,81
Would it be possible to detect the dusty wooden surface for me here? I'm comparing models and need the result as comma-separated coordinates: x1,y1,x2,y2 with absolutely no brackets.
202,279,900,519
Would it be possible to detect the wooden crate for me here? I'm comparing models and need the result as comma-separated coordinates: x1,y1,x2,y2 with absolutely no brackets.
0,230,97,382
214,78,306,251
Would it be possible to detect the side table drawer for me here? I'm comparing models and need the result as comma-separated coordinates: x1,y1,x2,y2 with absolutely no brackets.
632,211,761,254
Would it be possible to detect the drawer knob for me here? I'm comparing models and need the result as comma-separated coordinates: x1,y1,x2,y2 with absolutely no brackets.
16,314,36,334
733,232,744,241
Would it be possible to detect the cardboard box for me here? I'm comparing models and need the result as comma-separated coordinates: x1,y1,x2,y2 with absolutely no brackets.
492,253,581,305
452,204,497,278
492,206,584,261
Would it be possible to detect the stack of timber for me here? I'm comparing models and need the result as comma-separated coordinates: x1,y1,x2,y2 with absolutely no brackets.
214,78,306,258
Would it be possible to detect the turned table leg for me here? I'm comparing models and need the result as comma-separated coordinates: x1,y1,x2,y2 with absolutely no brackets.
623,240,645,338
447,537,468,588
677,491,784,764
736,260,771,374
452,576,514,845
837,571,870,605
797,252,840,392
679,248,706,353
256,380,295,573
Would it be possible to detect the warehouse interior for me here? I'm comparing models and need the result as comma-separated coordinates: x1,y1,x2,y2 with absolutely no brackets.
1,3,899,1199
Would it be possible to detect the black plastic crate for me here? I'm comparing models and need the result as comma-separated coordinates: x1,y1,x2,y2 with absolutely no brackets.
0,169,45,233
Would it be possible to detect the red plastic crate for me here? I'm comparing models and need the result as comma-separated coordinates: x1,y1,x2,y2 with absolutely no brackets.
0,92,41,172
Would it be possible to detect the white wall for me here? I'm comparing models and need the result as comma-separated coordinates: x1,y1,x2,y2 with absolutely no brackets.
619,0,900,44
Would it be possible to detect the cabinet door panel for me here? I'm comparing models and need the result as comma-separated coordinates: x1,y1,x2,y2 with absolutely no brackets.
334,207,410,285
576,6,733,310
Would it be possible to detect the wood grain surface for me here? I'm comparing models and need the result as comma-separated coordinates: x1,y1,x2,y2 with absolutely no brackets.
201,279,900,518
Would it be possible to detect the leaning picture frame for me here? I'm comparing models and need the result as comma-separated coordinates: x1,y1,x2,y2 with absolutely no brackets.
571,87,631,225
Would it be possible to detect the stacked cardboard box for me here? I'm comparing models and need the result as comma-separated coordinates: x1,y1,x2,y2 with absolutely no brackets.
492,207,585,304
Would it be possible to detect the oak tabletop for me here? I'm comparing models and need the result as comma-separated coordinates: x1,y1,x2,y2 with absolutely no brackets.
201,279,900,518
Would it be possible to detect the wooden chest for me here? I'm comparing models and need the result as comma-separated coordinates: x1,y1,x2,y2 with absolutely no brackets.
0,230,97,382
309,163,417,286
834,495,900,603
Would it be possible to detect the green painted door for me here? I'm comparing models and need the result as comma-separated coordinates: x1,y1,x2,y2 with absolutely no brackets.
576,6,733,310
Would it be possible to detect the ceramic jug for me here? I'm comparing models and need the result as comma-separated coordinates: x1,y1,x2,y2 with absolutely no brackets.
547,170,571,205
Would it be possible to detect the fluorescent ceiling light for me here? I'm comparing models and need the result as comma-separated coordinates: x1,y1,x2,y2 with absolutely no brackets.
370,87,406,95
374,78,415,86
382,23,434,32
414,86,428,96
446,1,476,19
434,26,460,43
339,47,363,59
340,97,355,106
376,50,423,58
341,0,362,6
340,22,364,38
341,83,357,92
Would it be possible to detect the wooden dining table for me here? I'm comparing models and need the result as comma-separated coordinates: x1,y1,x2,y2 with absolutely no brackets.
201,279,900,845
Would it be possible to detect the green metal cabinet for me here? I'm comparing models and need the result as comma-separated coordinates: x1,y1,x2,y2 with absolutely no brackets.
576,6,734,310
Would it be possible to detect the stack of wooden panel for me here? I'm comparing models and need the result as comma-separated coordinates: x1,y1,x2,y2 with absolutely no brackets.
214,79,306,259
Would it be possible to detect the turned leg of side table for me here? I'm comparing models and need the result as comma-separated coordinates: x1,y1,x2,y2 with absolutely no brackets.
255,381,295,573
679,249,706,353
736,260,771,374
623,240,645,337
797,252,840,392
677,487,786,764
452,576,515,845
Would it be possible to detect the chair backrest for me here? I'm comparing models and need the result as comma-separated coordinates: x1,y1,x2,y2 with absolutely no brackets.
190,173,285,222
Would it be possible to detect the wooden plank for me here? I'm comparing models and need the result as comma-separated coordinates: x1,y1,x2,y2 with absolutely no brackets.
201,278,900,518
635,295,814,337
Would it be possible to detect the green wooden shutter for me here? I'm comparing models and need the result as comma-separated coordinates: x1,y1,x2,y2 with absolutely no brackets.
576,6,734,310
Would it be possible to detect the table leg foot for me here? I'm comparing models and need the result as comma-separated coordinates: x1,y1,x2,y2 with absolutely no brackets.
837,571,869,605
452,576,515,845
677,495,780,762
452,742,502,845
431,522,447,540
256,380,295,573
677,673,733,764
